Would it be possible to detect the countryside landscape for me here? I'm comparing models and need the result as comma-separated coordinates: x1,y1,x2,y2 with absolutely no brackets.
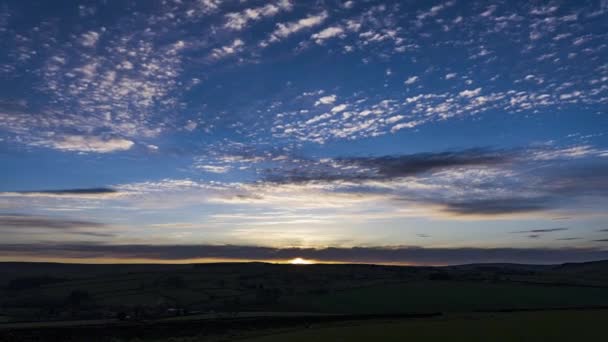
1,0,608,340
1,260,608,340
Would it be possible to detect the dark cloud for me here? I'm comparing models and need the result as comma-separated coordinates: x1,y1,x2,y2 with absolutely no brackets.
0,214,104,229
556,237,582,241
598,229,608,232
14,187,117,195
437,161,608,215
593,239,608,242
264,148,511,183
258,148,608,216
75,231,115,238
441,197,552,215
0,243,607,265
512,228,569,234
540,162,608,197
349,149,510,178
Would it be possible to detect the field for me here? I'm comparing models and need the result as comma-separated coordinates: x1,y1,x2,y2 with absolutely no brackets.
1,261,607,341
242,310,608,342
275,281,608,314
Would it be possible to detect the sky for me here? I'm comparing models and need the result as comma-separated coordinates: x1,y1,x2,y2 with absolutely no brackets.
1,0,608,265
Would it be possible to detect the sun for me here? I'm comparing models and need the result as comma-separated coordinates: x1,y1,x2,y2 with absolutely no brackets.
288,257,314,265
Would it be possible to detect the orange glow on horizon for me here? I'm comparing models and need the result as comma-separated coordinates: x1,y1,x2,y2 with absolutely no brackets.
0,256,426,266
288,257,314,265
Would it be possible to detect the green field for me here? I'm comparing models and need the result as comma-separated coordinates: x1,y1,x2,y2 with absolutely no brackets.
242,310,608,342
275,281,608,314
2,262,608,341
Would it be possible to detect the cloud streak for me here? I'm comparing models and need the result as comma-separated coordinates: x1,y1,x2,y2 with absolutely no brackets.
1,243,607,265
512,228,569,234
0,214,104,229
0,187,123,199
263,148,511,184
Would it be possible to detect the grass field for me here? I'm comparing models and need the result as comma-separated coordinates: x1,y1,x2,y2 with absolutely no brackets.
241,310,608,342
275,281,608,314
2,262,608,341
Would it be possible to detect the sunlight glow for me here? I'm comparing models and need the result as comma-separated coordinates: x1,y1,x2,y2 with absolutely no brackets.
288,257,314,265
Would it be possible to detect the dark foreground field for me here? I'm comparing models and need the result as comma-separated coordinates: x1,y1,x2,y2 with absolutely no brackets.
0,260,607,341
242,310,608,342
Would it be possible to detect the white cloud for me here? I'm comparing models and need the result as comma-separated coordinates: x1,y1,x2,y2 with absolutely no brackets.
445,73,457,80
199,0,223,13
559,91,581,101
224,0,293,30
80,31,100,47
417,1,454,21
391,120,424,132
331,104,348,113
315,94,337,106
197,165,231,173
185,120,198,131
459,88,482,98
404,76,419,85
264,11,328,45
480,5,497,17
50,135,134,153
210,39,244,60
531,145,598,160
311,26,345,44
385,115,404,124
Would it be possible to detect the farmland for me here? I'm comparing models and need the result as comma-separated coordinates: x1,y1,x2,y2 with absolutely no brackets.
242,310,608,342
0,261,607,341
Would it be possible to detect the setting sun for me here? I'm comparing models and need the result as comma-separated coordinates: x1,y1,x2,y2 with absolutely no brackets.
288,257,314,265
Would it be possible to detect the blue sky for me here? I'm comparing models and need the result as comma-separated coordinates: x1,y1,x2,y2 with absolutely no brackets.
1,0,608,264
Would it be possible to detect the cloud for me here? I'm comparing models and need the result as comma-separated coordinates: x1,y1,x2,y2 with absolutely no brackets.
512,228,569,234
199,0,223,13
311,26,345,44
9,187,115,195
227,146,608,217
1,243,607,265
0,187,124,200
48,135,134,153
351,150,509,178
210,39,244,60
440,197,553,215
264,11,328,45
197,165,231,173
330,104,348,113
391,120,425,132
530,145,600,160
459,88,482,98
343,1,354,9
185,120,198,131
9,146,601,219
315,94,337,106
264,149,511,183
224,0,293,30
80,31,100,47
4,145,604,223
28,188,116,195
404,76,419,85
0,214,104,229
417,1,455,21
